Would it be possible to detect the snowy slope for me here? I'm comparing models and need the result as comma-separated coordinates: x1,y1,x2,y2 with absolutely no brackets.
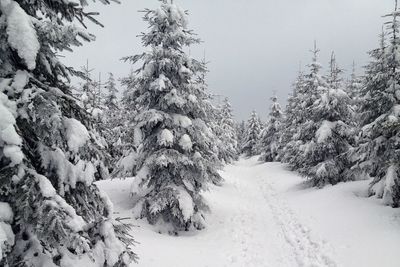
97,157,400,267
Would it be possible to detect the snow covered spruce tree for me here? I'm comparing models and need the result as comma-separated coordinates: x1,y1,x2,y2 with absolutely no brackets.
103,73,125,162
284,44,327,171
194,62,223,174
241,111,262,157
259,95,284,162
0,1,136,266
77,61,102,118
355,6,400,207
104,73,118,111
299,53,354,187
236,120,247,151
216,98,239,163
346,62,363,111
279,68,306,165
111,70,142,178
122,0,221,232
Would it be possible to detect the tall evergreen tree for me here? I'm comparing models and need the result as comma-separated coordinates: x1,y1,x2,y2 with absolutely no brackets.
285,43,326,171
259,95,284,162
236,120,247,150
216,98,239,163
0,0,136,266
356,3,400,206
279,68,306,164
112,71,141,178
346,61,363,110
122,0,221,232
299,53,354,186
103,73,126,171
104,72,118,110
78,61,99,113
242,111,262,156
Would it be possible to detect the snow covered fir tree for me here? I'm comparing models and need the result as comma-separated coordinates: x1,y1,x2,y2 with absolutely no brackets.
102,73,126,168
0,0,136,266
241,111,262,157
122,0,221,232
278,68,306,165
353,5,400,207
214,98,239,163
258,95,284,162
299,52,354,187
280,44,328,172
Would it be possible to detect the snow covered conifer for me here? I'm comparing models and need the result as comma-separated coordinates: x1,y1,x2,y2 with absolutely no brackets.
105,72,118,110
103,74,122,149
242,111,262,156
346,62,363,110
0,1,136,266
279,68,306,164
111,71,141,178
299,53,354,186
216,98,239,163
236,120,246,150
259,95,284,162
122,0,221,232
356,5,400,206
102,73,127,172
77,61,99,113
285,44,326,171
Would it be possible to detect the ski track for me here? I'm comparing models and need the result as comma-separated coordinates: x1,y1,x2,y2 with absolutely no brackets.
223,158,339,267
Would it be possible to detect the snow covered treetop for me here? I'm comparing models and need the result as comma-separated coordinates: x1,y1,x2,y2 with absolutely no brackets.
140,0,199,49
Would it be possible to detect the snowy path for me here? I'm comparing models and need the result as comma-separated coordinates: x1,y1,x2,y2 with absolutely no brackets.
217,158,337,267
97,157,400,267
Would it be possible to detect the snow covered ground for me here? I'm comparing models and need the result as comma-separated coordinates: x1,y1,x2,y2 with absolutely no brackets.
97,157,400,267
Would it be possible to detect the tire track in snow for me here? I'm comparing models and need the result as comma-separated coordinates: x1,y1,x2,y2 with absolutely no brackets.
260,180,338,267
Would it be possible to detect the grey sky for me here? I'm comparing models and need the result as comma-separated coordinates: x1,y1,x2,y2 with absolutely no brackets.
63,0,393,121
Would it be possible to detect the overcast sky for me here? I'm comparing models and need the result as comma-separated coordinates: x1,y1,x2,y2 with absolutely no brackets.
63,0,393,120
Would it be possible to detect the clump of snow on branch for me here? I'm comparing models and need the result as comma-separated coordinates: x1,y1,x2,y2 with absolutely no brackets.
179,134,192,151
0,0,40,70
0,202,14,262
63,118,90,153
0,91,23,166
316,120,336,143
177,186,194,221
159,129,174,146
